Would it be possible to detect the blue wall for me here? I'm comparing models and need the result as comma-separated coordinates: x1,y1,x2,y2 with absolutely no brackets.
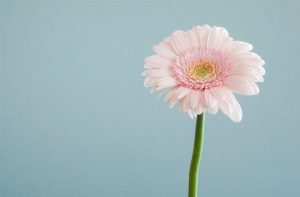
1,1,300,197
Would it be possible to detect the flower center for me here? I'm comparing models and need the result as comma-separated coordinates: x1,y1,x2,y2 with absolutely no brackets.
188,61,215,80
171,47,232,90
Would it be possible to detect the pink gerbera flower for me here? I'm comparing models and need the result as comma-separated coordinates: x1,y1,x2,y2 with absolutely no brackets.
143,25,265,122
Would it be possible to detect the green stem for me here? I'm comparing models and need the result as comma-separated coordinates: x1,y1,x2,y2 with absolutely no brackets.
188,113,205,197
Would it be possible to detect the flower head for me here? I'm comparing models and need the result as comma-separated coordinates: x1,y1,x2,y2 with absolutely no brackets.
143,25,265,122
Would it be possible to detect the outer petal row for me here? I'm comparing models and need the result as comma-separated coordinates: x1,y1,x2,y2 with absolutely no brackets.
154,25,231,58
167,86,243,122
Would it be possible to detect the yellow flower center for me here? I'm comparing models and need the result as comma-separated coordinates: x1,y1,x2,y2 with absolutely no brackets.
188,61,216,80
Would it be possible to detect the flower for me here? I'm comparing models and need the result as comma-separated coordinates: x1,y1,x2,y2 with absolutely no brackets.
143,25,265,122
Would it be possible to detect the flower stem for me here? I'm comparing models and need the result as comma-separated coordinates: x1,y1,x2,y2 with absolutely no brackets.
188,113,205,197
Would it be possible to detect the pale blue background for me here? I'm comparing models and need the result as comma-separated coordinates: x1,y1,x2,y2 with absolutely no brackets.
1,1,300,197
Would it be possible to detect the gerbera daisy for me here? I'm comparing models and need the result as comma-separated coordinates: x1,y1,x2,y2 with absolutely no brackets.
143,25,265,122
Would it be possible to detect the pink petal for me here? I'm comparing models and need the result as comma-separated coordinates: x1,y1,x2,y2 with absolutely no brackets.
227,41,253,55
188,28,200,48
175,87,191,99
153,39,177,59
194,25,210,48
204,89,217,108
212,88,243,122
170,31,191,55
144,55,172,68
230,52,265,67
189,90,201,109
225,76,259,95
